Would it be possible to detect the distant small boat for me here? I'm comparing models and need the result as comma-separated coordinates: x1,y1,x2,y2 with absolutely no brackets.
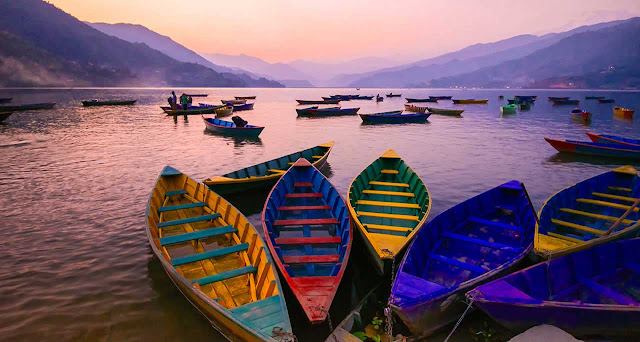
571,108,592,122
0,97,12,104
507,99,517,105
214,105,233,117
202,116,264,137
553,99,580,105
501,104,517,115
0,103,56,111
406,98,437,103
0,112,13,123
586,132,640,147
376,95,384,102
404,104,428,113
599,98,615,103
386,93,402,97
297,107,359,117
231,103,254,111
185,94,208,97
518,102,531,111
352,95,374,100
548,96,570,101
162,105,222,115
452,99,488,104
513,96,536,103
614,107,635,119
82,99,136,107
514,95,537,99
585,96,605,100
234,96,256,100
426,107,464,116
222,99,247,105
359,111,431,124
429,96,452,100
499,95,504,100
297,99,341,105
545,138,640,159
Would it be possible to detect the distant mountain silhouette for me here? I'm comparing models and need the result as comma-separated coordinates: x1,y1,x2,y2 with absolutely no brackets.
430,18,640,89
203,53,312,85
0,0,282,87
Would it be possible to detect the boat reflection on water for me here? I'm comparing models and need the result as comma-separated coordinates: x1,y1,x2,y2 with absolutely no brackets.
546,153,640,167
203,129,263,147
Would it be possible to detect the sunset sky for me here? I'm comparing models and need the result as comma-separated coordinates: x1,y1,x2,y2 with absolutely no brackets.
50,0,640,64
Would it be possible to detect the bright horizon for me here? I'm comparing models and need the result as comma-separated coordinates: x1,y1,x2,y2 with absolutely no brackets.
49,0,640,64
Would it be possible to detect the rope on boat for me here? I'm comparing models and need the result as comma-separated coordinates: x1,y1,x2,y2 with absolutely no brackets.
443,292,477,342
310,305,337,342
272,326,297,342
382,249,396,342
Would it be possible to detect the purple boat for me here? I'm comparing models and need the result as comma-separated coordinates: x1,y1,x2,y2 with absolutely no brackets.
468,238,640,337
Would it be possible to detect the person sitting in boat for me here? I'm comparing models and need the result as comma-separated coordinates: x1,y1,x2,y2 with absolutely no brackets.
171,91,177,109
180,93,188,110
188,96,193,105
231,116,248,127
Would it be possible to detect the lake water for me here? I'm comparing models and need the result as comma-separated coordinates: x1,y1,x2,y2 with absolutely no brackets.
1,88,639,341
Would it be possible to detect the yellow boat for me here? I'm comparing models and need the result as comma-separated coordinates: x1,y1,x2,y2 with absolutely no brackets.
146,166,292,341
203,142,333,195
535,165,640,259
452,99,489,104
346,149,432,274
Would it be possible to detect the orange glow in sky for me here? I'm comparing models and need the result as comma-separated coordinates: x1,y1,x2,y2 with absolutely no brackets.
49,0,640,63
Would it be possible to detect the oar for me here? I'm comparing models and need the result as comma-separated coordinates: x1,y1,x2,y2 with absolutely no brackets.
520,182,542,249
603,197,640,236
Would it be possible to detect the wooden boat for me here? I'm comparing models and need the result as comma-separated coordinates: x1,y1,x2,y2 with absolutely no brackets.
215,105,234,117
262,158,352,324
507,99,517,105
429,96,452,100
222,99,247,105
0,112,13,123
468,237,640,337
186,94,208,97
203,142,333,195
376,95,383,102
534,165,640,259
297,107,359,117
514,96,536,102
359,112,431,124
404,104,427,113
146,166,292,342
501,104,517,115
586,96,605,100
0,97,11,103
386,93,402,97
351,95,374,100
518,102,531,111
545,138,640,159
82,99,136,107
163,105,221,115
614,107,635,119
586,132,640,147
599,98,615,103
323,285,382,342
515,95,537,99
570,108,592,122
346,149,431,274
296,99,341,105
406,98,437,103
553,99,580,105
0,102,56,111
426,107,464,116
452,99,488,104
548,96,570,101
296,106,336,116
233,103,255,111
202,117,264,137
390,181,536,337
235,96,256,100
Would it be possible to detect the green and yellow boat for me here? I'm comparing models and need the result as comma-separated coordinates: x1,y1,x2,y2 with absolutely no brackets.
426,107,464,116
204,142,333,195
146,166,292,341
347,150,432,274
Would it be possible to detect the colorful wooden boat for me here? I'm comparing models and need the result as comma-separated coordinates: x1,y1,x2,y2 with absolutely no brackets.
296,99,341,105
468,237,640,337
346,149,431,274
515,95,537,99
404,104,427,113
570,108,592,122
0,112,13,123
297,107,359,117
323,285,382,342
426,107,464,116
262,158,352,324
586,132,640,147
501,104,517,115
186,94,208,97
376,95,384,102
544,138,640,159
386,93,402,97
534,165,640,259
406,98,437,103
0,102,56,111
390,181,536,337
233,103,255,111
202,117,264,137
507,99,517,105
548,96,570,101
146,166,292,342
352,95,374,100
82,99,136,107
0,97,12,103
452,99,488,104
518,102,531,111
553,99,580,105
429,96,453,100
235,96,256,100
222,99,248,105
359,112,431,124
163,105,221,115
599,98,615,103
613,107,635,119
203,142,334,195
586,96,605,100
215,105,234,117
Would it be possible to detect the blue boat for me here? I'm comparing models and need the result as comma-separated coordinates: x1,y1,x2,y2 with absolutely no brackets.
359,111,431,124
545,138,640,159
390,181,536,337
262,158,352,324
586,132,640,147
468,238,640,337
296,107,360,117
232,103,255,111
553,99,580,105
202,117,264,137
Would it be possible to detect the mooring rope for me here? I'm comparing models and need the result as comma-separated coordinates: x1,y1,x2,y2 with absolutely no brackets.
443,292,477,342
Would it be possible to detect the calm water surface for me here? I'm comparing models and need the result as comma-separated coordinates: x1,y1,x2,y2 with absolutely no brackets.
1,88,639,341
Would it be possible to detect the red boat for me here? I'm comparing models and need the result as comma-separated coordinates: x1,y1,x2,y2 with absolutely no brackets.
614,107,635,119
570,108,592,122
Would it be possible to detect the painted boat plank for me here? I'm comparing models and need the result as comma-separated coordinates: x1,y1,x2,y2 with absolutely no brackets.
356,200,421,209
157,213,221,228
275,237,342,245
441,232,519,253
165,189,188,197
282,255,340,264
559,208,635,225
369,181,410,187
159,225,236,246
171,243,250,266
468,217,524,233
362,189,415,197
192,266,257,286
278,205,331,211
284,193,323,198
273,218,338,226
158,202,206,212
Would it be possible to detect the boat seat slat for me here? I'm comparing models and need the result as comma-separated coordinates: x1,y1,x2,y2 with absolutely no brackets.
609,186,632,192
428,253,486,274
157,213,221,228
441,232,519,253
275,237,341,245
592,192,640,203
171,243,249,266
552,219,604,235
284,193,323,198
362,190,414,197
356,200,420,209
381,169,399,174
282,255,340,264
192,266,257,286
364,223,412,232
468,217,523,233
274,218,338,226
158,202,206,212
165,189,187,197
576,198,640,212
312,155,323,159
369,181,410,188
159,225,236,246
267,169,286,174
559,208,635,225
578,278,639,306
294,182,313,187
278,205,331,211
547,232,583,244
357,211,419,221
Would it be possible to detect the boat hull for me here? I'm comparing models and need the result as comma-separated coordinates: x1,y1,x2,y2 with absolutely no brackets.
406,98,437,103
0,102,56,111
203,117,264,137
296,99,341,105
501,105,517,114
163,106,220,115
233,103,255,111
452,99,488,104
359,112,430,123
298,108,360,117
553,100,580,105
585,132,640,146
426,107,464,116
82,100,136,106
613,107,635,118
545,138,640,159
404,104,427,113
235,96,256,100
